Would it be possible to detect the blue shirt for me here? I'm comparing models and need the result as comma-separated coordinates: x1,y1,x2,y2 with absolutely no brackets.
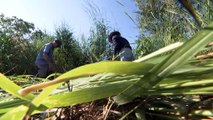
35,43,54,65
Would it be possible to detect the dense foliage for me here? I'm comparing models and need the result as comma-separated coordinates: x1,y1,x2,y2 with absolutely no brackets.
83,1,112,63
134,0,213,57
0,15,89,75
54,24,86,72
0,14,37,74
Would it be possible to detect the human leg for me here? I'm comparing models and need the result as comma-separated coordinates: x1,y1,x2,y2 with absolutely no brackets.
37,64,49,78
120,48,134,61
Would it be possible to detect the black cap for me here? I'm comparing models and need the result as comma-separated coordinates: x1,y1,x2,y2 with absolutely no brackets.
55,40,62,47
108,31,121,43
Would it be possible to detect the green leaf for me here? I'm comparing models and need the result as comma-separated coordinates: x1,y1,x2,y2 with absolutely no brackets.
134,42,183,63
191,110,213,117
39,77,129,108
18,61,154,96
35,70,212,109
21,62,153,116
0,105,29,120
0,99,27,109
178,0,202,28
0,73,34,101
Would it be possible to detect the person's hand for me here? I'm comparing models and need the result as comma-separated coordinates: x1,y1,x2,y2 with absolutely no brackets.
48,63,55,72
112,55,115,61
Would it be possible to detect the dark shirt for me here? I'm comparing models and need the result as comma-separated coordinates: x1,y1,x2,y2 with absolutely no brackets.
112,36,132,55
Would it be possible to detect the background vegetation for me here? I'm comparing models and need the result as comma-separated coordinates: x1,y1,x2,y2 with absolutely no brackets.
135,0,213,57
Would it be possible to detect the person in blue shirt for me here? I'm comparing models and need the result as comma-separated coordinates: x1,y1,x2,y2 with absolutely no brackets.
35,40,62,78
108,31,133,61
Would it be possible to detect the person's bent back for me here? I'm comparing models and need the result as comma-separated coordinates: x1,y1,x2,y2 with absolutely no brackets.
108,31,133,61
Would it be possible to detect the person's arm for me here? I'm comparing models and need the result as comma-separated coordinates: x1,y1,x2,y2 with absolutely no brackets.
43,52,55,71
43,52,51,64
112,38,120,60
42,43,55,71
43,52,55,72
112,54,115,60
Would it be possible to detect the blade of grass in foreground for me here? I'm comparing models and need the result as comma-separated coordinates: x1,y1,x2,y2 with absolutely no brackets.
191,110,213,117
35,82,212,110
114,22,213,104
18,62,154,116
134,42,183,63
0,105,29,120
0,99,28,116
34,71,213,109
18,61,154,96
26,52,213,113
0,73,34,101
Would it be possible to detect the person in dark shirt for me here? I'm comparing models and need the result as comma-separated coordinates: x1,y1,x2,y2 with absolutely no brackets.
35,39,62,78
108,31,133,61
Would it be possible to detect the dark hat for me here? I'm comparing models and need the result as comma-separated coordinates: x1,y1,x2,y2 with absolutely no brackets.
54,39,62,47
108,31,121,43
